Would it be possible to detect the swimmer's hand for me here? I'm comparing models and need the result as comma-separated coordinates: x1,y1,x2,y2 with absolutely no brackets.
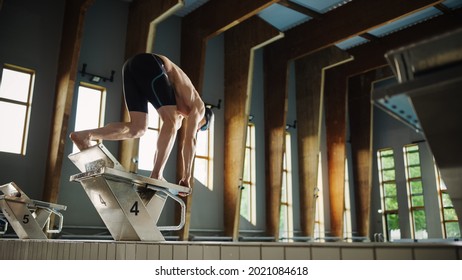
178,179,192,197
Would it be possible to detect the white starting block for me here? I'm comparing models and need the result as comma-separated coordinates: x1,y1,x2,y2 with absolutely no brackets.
68,144,190,241
0,182,67,239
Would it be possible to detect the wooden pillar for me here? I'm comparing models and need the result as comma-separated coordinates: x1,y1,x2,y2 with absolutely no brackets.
42,0,94,204
323,67,350,239
294,46,351,238
119,0,182,171
262,48,290,239
224,17,282,240
177,0,278,241
348,66,393,238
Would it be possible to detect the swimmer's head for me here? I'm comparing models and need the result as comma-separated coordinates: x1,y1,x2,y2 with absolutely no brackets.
200,107,213,131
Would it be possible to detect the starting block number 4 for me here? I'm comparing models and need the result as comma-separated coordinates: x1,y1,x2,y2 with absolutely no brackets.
130,201,140,216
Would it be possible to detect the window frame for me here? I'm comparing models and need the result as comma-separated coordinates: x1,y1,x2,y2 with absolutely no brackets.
72,82,106,153
435,166,460,238
138,104,161,171
280,132,294,242
241,122,256,225
193,113,214,189
377,148,401,241
0,64,35,155
403,144,427,239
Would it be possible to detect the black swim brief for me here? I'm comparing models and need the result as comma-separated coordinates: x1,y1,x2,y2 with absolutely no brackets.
122,53,176,113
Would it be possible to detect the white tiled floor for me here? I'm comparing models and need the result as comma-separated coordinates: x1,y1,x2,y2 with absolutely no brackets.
0,239,461,260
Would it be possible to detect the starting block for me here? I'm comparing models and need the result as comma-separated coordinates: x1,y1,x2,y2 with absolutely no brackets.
0,182,67,239
68,144,190,241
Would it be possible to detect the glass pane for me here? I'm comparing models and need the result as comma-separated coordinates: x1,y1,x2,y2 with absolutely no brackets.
410,180,423,194
386,213,399,230
384,183,397,196
444,208,458,220
445,222,461,238
0,102,26,154
411,194,424,207
381,155,395,169
240,183,250,220
281,171,287,202
385,197,398,210
243,148,251,181
279,205,288,237
439,178,447,191
406,145,419,153
147,103,159,128
74,87,102,130
407,151,420,165
196,128,209,156
246,125,251,146
138,129,158,171
382,169,395,181
409,166,421,178
442,193,453,207
413,209,427,231
0,68,31,102
380,149,393,157
73,86,103,153
193,157,208,186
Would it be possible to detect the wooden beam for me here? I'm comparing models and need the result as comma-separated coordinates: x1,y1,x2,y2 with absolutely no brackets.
224,17,282,240
177,0,278,241
180,0,278,92
279,0,323,20
348,66,393,238
42,0,94,204
269,0,444,60
294,47,351,238
119,0,183,172
323,10,462,239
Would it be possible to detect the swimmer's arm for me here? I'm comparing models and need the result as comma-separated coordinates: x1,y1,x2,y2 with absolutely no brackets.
181,108,203,184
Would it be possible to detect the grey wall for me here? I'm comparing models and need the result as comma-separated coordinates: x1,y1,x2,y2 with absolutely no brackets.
0,0,65,199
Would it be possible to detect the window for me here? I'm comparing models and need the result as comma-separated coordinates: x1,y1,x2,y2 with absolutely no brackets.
241,123,256,225
403,144,427,239
435,167,460,238
193,110,214,188
343,159,352,241
138,104,160,171
377,148,401,241
279,133,294,242
72,83,106,153
0,64,34,155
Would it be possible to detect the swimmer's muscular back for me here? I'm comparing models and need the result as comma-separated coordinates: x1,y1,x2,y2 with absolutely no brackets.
155,54,204,118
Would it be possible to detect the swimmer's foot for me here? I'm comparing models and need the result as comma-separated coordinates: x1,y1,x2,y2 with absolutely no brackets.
178,187,192,197
69,131,92,151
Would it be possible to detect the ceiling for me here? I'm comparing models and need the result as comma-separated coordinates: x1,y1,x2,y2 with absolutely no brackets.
173,0,462,50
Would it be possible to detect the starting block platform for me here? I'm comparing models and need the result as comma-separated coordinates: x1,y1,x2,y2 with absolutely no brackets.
0,182,66,239
68,144,190,241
